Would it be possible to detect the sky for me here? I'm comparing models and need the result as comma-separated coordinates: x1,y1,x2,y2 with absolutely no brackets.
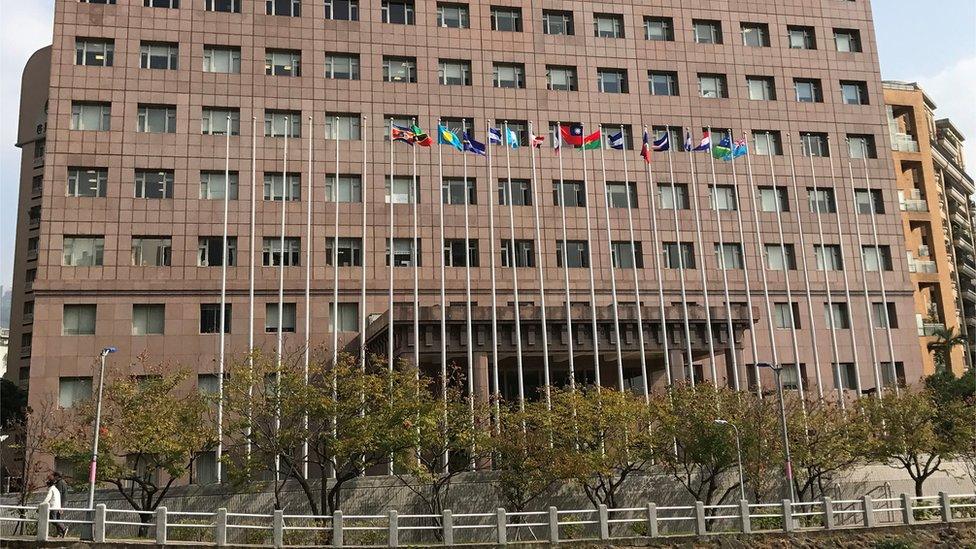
0,0,974,292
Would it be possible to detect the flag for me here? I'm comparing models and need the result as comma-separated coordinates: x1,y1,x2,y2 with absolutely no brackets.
530,132,545,148
488,127,503,145
391,125,416,145
463,132,486,156
712,136,749,161
731,138,748,159
685,131,711,152
608,132,626,150
412,124,432,147
560,124,585,147
581,131,602,150
505,127,520,149
437,125,464,151
640,129,653,163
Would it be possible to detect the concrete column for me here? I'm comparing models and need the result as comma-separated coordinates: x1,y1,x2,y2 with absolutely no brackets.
694,501,706,535
93,504,107,543
901,494,914,525
781,500,794,533
495,508,507,545
215,508,227,546
598,504,609,540
333,510,343,547
473,353,490,405
36,502,49,542
442,509,454,545
388,510,399,547
739,500,751,533
862,495,875,528
645,503,658,538
822,497,835,530
155,506,168,544
272,509,283,548
548,506,559,543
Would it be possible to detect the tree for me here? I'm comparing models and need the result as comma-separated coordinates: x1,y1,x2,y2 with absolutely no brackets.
736,391,784,502
927,327,968,373
49,363,215,534
491,400,562,514
863,386,975,497
0,379,27,430
2,402,59,534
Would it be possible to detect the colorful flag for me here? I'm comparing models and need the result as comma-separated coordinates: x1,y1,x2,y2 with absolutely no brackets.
488,127,503,145
505,127,520,149
640,129,653,163
530,132,545,148
463,132,486,156
391,125,416,145
560,124,585,147
712,136,749,161
608,132,626,150
581,131,602,150
685,131,711,152
412,124,433,147
437,125,464,151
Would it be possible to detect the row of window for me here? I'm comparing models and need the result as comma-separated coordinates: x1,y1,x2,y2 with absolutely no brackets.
85,0,865,55
76,39,871,104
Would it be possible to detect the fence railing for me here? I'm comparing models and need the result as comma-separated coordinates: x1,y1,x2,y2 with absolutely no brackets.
2,492,973,547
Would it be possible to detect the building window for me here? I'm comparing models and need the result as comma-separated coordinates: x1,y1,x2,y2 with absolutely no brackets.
553,181,586,207
200,303,231,333
794,78,824,103
594,13,624,38
501,239,535,268
753,131,783,156
325,114,362,140
774,302,800,329
383,56,417,83
597,68,628,93
787,25,816,49
663,242,695,269
386,176,419,204
440,117,475,136
835,362,858,390
741,22,769,47
386,238,421,267
144,0,179,7
132,304,165,335
800,132,829,157
606,181,638,208
693,19,722,44
325,0,358,20
325,237,363,266
854,188,885,214
265,110,301,137
75,38,114,66
264,173,301,201
198,236,237,266
814,244,843,271
765,243,797,270
67,168,108,197
492,62,525,88
709,185,737,211
63,304,97,335
439,59,472,86
267,0,300,16
265,49,301,76
443,239,479,267
140,42,178,70
442,177,476,205
848,134,877,159
263,237,301,266
59,376,93,408
714,243,744,270
382,0,415,24
437,2,468,28
546,65,577,91
824,302,851,329
556,240,589,268
325,174,363,202
200,171,239,200
265,303,297,332
840,80,869,105
326,53,360,80
498,179,532,206
746,75,775,101
206,0,240,12
644,16,673,41
496,121,528,147
881,362,905,388
63,236,105,266
659,183,689,210
872,302,898,329
201,107,240,136
603,124,633,150
861,245,893,272
191,451,217,485
833,28,862,52
490,6,522,32
203,46,241,73
137,104,177,133
648,71,679,96
698,73,729,99
131,236,172,266
329,303,359,332
611,241,643,269
808,187,836,213
542,10,574,36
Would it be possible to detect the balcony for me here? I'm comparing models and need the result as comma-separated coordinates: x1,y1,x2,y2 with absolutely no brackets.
22,313,33,324
26,248,38,261
899,198,928,212
27,217,40,230
918,322,945,337
909,257,937,273
891,133,920,153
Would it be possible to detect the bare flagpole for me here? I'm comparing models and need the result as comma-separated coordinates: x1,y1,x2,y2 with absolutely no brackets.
580,122,602,390
359,115,368,369
503,121,526,410
274,118,289,483
556,123,576,391
643,126,671,390
686,131,718,385
529,122,552,408
411,121,420,380
247,116,257,462
599,125,625,391
216,114,231,482
665,130,695,385
620,128,648,398
387,119,395,475
303,116,314,479
462,119,476,469
485,121,501,427
847,159,883,396
329,118,340,480
437,119,449,466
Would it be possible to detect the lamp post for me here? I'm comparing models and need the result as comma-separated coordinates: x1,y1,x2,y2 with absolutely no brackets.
714,419,746,502
87,347,116,510
757,361,796,501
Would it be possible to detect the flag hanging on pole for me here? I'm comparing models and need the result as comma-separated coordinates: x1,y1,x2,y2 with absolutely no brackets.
712,136,748,161
608,131,626,150
685,131,711,152
463,132,487,156
505,127,520,149
412,124,433,147
640,129,653,163
488,127,503,146
392,125,416,145
560,124,601,149
530,132,545,148
437,125,464,151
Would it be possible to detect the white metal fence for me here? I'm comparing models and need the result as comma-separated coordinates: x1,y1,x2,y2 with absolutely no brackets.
2,492,973,546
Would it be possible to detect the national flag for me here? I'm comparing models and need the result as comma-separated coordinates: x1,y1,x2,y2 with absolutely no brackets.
391,125,416,145
505,127,520,149
581,131,602,150
685,131,711,152
560,124,585,147
712,136,749,161
530,132,545,148
640,130,653,163
437,125,464,151
488,127,503,145
463,132,487,156
608,132,626,150
731,138,748,159
412,124,433,147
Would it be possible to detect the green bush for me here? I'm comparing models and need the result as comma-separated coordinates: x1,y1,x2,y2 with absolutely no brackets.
873,539,914,549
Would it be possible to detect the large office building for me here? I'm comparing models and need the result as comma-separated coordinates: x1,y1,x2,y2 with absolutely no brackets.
10,0,924,425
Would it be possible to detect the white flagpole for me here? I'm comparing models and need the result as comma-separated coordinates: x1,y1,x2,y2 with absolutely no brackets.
621,128,648,399
359,116,368,369
706,128,740,391
485,122,501,426
437,119,450,469
847,160,883,396
503,122,526,409
462,120,475,469
303,116,313,480
216,114,231,482
665,132,695,385
786,134,824,400
686,132,718,386
529,122,552,408
644,127,671,390
580,123,601,390
275,119,288,483
246,116,256,462
729,131,762,395
599,126,625,391
387,119,395,476
411,121,420,380
329,119,341,480
556,123,576,391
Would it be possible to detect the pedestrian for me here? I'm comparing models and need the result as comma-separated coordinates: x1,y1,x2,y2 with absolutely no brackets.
40,475,67,538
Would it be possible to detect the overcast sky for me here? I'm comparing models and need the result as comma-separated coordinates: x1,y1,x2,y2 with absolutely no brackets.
0,0,974,291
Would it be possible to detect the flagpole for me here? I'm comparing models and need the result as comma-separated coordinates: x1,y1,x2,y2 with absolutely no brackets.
847,159,883,396
644,127,671,390
686,132,718,386
529,121,552,408
557,122,576,391
275,119,288,483
411,120,420,382
599,126,625,391
247,116,256,463
216,113,231,483
665,131,695,386
304,116,313,480
786,134,824,400
387,118,395,476
621,128,648,399
706,128,740,391
360,115,368,370
485,121,501,429
503,122,526,410
729,130,762,396
462,119,476,469
436,119,449,468
579,123,602,391
329,118,341,479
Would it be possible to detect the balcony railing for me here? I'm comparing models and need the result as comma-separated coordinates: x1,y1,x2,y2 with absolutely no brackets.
909,258,937,273
891,133,920,153
918,322,945,336
899,198,928,212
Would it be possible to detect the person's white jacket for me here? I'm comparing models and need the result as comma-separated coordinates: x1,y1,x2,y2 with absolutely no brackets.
40,485,62,511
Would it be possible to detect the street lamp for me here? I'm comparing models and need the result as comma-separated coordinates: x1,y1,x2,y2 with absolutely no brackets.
714,419,746,502
87,347,117,510
757,362,796,502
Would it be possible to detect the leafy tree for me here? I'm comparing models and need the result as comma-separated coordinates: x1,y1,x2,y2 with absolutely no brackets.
491,400,562,514
736,391,785,502
0,379,27,429
2,402,59,534
927,327,968,373
787,398,871,502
